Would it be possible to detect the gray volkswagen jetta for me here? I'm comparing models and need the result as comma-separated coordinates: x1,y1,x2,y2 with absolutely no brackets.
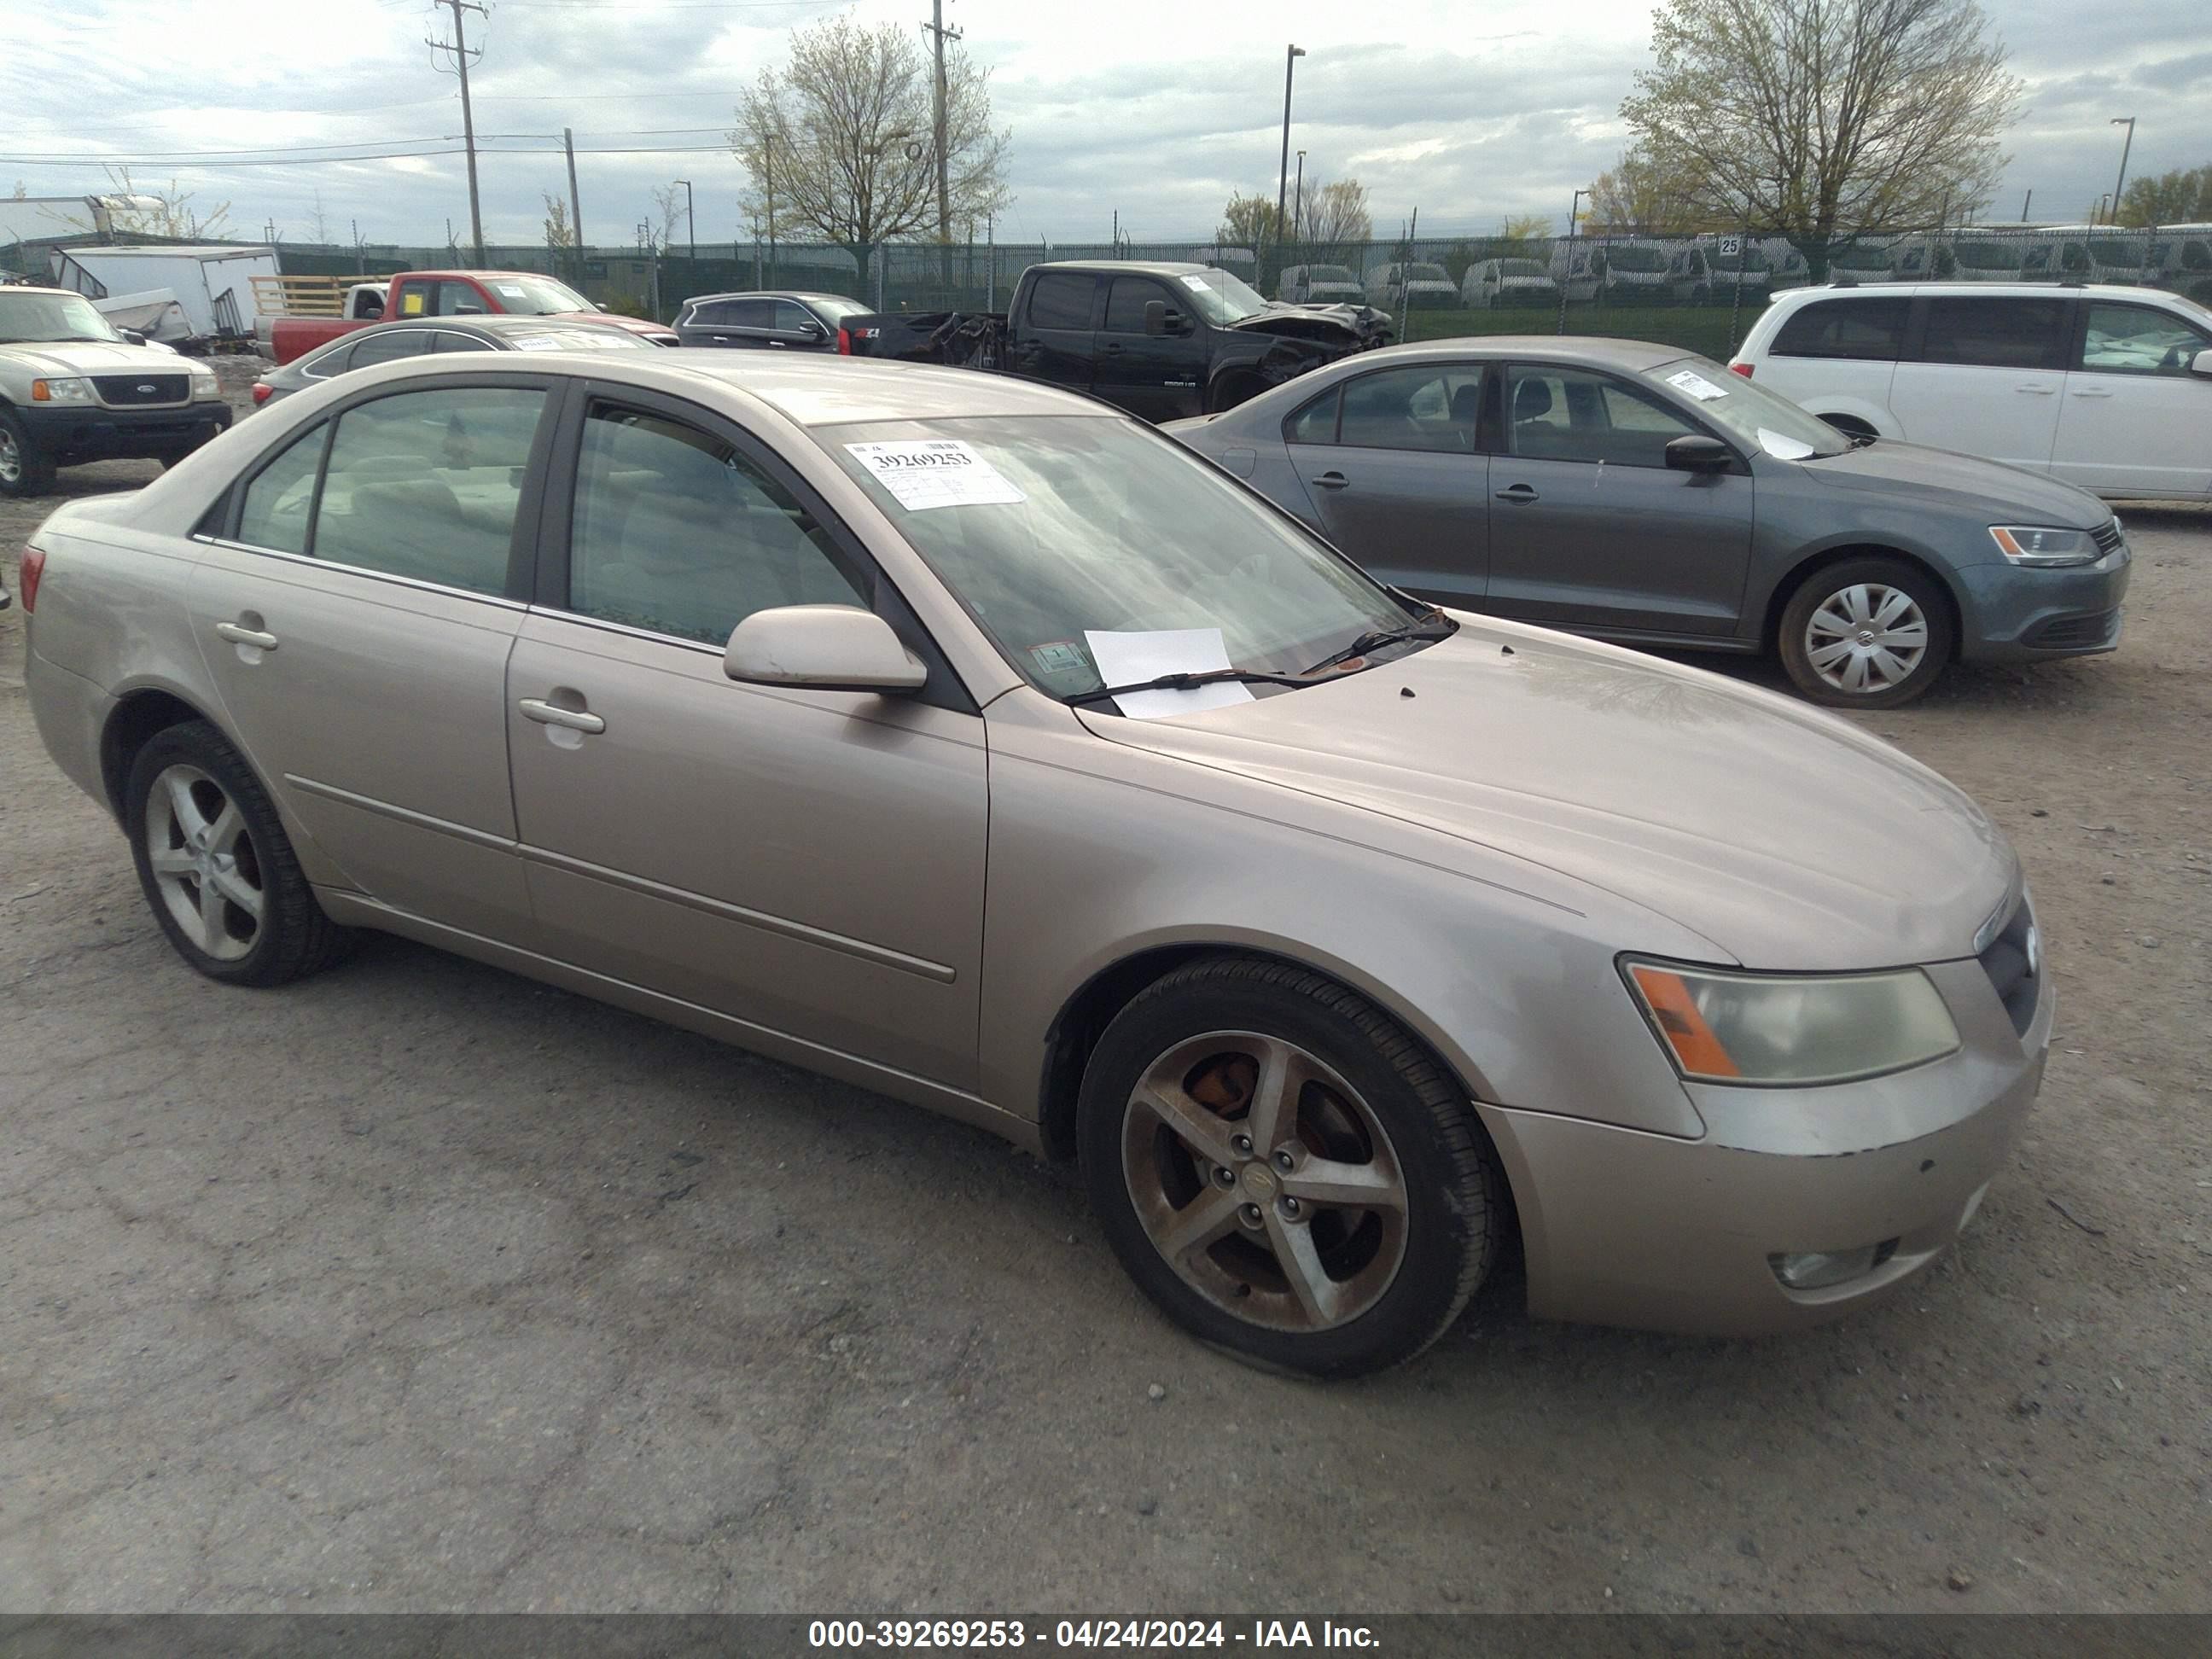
1166,337,2132,707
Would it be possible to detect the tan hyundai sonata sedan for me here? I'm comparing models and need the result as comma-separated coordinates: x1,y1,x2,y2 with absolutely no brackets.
20,350,2050,1376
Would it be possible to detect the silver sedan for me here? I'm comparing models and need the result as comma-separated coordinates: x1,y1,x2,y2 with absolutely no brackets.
21,348,2048,1375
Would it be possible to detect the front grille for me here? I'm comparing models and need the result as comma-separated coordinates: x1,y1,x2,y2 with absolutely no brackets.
2091,520,2124,557
1976,894,2040,1039
2025,608,2121,650
92,374,189,407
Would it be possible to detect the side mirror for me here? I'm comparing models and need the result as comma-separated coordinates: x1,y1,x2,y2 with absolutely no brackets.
795,319,824,339
725,605,926,694
1664,434,1736,472
2192,348,2212,378
119,329,147,345
1143,299,1167,335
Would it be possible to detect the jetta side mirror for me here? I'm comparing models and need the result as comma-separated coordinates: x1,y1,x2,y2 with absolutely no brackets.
725,605,926,694
1664,434,1736,472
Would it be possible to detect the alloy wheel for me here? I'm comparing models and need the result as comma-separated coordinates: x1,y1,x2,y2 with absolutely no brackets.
1121,1030,1409,1332
144,763,265,962
1804,582,1929,696
0,426,20,486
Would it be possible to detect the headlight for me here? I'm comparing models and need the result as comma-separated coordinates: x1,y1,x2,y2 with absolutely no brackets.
189,365,220,397
1988,526,2098,567
30,376,93,404
1622,959,1959,1086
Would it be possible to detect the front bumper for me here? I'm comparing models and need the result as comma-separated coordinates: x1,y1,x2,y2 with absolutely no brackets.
1953,542,2131,665
1478,952,2051,1336
17,399,233,464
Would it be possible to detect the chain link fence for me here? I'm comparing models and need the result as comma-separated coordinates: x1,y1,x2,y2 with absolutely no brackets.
271,220,2212,358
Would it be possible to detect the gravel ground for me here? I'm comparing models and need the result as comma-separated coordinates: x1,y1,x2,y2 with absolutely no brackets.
1,366,2207,1614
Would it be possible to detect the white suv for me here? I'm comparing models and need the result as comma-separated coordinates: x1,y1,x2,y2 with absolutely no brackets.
1731,282,2212,500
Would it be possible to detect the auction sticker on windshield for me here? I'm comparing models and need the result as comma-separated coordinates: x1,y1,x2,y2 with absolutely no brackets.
1666,368,1731,401
845,439,1026,511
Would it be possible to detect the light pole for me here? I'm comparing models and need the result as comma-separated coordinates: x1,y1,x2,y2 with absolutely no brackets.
1293,149,1306,243
1557,187,1586,335
1275,44,1307,252
2108,117,2136,224
674,178,695,259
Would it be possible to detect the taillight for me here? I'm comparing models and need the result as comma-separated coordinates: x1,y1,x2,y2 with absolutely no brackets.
835,328,853,354
251,382,273,405
1728,361,1754,378
19,544,47,614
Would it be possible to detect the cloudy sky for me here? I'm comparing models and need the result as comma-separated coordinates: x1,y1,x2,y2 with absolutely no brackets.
3,0,2205,252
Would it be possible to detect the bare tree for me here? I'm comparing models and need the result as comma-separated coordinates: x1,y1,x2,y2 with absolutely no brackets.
1300,178,1372,249
543,193,575,249
729,13,1012,288
1585,145,1724,236
46,166,233,239
303,188,333,245
1621,0,2021,262
649,183,685,252
2117,165,2212,226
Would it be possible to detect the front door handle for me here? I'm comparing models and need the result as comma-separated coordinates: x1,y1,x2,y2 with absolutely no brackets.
1100,342,1123,355
2014,384,2056,395
214,621,278,650
518,698,605,735
1309,470,1349,490
1494,484,1540,504
2069,387,2113,399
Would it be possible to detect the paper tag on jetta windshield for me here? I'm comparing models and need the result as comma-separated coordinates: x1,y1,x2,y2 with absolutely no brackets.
845,439,1026,511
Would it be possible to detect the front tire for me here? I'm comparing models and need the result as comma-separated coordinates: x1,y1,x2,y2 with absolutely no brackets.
1077,955,1505,1377
1778,557,1954,708
0,408,57,499
125,720,353,986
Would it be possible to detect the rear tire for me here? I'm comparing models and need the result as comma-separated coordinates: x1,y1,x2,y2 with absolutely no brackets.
1077,954,1505,1377
0,408,56,499
1778,556,1954,708
124,720,355,987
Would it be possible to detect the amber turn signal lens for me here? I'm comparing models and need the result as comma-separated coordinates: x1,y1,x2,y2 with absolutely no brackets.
1628,965,1742,1079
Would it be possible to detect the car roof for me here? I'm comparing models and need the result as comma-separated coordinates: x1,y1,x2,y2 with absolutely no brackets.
1767,281,2179,305
2,284,84,300
1336,336,1691,370
329,346,1117,426
679,290,857,306
1033,260,1213,276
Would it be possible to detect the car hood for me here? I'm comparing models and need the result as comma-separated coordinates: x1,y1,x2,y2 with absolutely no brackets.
1076,621,2015,970
1796,439,2109,526
1,341,192,375
1229,305,1390,348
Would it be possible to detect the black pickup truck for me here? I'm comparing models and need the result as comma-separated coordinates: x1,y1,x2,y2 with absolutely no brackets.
845,260,1391,420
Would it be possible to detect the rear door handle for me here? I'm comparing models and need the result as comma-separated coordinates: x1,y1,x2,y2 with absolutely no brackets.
1309,470,1349,490
2014,384,2056,395
2069,387,2113,399
1100,342,1123,355
1494,484,1540,504
517,698,605,735
214,621,278,650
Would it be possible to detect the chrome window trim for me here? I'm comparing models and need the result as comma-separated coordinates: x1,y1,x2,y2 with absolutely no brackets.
523,603,725,656
188,533,529,610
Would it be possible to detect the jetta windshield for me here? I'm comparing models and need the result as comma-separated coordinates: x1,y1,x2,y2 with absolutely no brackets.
824,415,1422,702
0,291,124,344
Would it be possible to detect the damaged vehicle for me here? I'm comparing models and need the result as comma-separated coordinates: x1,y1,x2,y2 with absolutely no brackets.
844,260,1392,420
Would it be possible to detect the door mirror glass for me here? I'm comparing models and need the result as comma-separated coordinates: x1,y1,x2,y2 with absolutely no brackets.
725,604,925,694
1664,434,1736,472
120,329,148,345
1143,299,1167,336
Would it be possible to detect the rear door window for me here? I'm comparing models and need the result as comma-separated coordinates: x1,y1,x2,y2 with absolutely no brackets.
1919,296,2069,370
1771,297,1910,361
1336,365,1486,454
235,422,328,554
346,329,439,371
1026,272,1098,330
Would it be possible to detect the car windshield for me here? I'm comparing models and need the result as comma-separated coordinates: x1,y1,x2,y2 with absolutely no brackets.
1604,246,1667,273
1645,356,1851,460
1499,259,1549,278
0,291,124,344
478,275,594,315
1175,269,1272,324
823,415,1419,705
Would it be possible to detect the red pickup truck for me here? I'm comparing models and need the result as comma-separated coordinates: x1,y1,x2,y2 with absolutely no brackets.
262,270,677,364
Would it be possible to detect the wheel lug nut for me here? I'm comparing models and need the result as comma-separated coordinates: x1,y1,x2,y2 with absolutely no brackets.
1211,1165,1237,1190
1272,1149,1295,1173
1231,1134,1254,1157
1238,1202,1264,1229
1278,1196,1302,1220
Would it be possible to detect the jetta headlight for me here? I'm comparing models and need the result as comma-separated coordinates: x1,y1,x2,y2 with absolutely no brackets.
1989,526,2098,567
1622,959,1959,1086
30,376,93,404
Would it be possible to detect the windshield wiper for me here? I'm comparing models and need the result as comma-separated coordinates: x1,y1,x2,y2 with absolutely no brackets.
1065,667,1318,707
1848,431,1877,449
1303,613,1454,675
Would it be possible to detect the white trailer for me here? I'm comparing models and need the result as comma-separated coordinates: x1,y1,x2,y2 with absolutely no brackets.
48,244,282,341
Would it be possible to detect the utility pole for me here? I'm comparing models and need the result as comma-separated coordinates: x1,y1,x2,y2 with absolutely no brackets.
1275,45,1306,253
428,0,488,267
675,178,696,260
1292,150,1305,243
354,218,366,276
2108,117,2136,224
563,127,585,283
2020,188,2032,223
923,1,962,285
